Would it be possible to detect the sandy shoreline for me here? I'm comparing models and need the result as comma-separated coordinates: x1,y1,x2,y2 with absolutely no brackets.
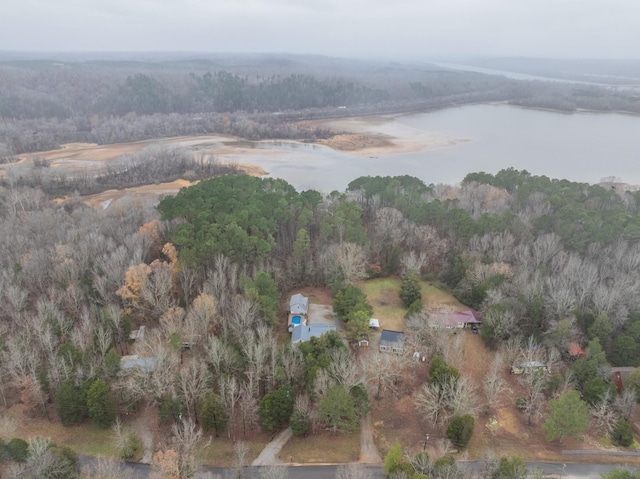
303,115,470,157
1,112,471,206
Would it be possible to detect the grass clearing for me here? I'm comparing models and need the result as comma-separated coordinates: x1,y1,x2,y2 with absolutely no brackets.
2,405,119,457
420,282,468,311
358,278,405,331
200,432,271,466
278,431,360,463
359,279,468,332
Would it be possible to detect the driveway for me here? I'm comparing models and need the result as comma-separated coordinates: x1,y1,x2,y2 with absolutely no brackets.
307,303,338,328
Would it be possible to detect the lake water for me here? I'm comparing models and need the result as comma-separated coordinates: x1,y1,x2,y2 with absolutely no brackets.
248,104,640,193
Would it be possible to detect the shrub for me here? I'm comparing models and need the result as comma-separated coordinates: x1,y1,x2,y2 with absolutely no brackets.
611,419,634,447
119,433,143,461
383,443,403,473
7,438,29,462
86,378,116,428
406,299,424,318
350,383,371,418
199,393,228,436
55,378,88,426
446,415,475,449
400,272,422,307
259,385,295,430
290,410,311,437
159,395,183,423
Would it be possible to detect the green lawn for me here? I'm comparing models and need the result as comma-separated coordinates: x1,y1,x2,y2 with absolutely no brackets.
358,278,406,331
358,278,469,332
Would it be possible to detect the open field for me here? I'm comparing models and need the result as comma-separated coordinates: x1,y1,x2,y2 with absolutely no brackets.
200,432,271,467
421,283,469,311
1,404,120,458
358,278,406,332
278,430,360,463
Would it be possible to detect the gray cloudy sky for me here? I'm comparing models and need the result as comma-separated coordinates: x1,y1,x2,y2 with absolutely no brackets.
2,0,638,59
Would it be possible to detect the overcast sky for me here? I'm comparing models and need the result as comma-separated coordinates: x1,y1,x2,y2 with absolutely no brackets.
2,0,638,59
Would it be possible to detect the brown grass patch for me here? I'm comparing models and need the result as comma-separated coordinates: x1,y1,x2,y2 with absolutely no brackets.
372,391,431,459
358,278,405,332
278,430,360,463
200,431,271,466
421,283,468,311
1,404,119,457
317,133,393,152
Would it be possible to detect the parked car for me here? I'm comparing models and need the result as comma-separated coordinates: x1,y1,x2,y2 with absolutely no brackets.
471,324,479,334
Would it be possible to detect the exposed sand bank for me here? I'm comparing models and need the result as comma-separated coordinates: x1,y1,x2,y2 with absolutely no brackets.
304,115,469,156
3,112,469,206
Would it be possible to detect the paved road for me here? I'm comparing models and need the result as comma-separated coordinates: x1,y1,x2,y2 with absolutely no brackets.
81,457,637,479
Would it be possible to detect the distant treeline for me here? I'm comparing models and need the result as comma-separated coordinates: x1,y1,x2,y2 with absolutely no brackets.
1,56,639,155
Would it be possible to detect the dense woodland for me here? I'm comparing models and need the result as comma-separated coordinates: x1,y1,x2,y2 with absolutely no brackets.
2,165,640,476
1,54,640,157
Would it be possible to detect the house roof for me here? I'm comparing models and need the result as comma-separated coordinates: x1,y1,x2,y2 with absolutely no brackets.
120,355,158,372
568,343,585,357
380,329,405,345
291,323,336,343
289,293,309,315
427,309,483,327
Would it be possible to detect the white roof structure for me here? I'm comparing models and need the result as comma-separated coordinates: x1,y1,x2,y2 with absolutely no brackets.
289,293,309,315
291,323,336,344
369,318,380,329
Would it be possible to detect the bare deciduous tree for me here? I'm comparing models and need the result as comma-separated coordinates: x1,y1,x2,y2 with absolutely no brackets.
590,391,617,434
483,353,507,414
415,381,449,426
185,293,218,338
171,417,207,479
83,457,134,479
328,349,358,388
365,353,407,399
518,370,546,426
233,440,250,478
614,388,637,421
176,361,212,423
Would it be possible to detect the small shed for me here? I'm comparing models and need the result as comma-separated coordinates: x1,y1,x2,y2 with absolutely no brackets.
369,318,380,330
611,367,636,392
129,325,146,341
379,330,405,354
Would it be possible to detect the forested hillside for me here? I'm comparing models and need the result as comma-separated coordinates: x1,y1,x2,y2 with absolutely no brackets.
2,169,640,475
1,54,640,157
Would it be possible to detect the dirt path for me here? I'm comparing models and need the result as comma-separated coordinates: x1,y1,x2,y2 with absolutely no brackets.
357,359,383,464
251,427,292,465
359,412,382,463
129,406,155,464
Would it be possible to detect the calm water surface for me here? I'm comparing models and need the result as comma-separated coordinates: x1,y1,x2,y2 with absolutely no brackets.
250,104,640,192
